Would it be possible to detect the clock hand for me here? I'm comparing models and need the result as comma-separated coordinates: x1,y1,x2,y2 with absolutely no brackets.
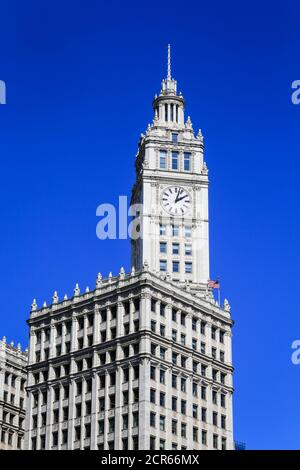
175,189,183,203
176,195,189,203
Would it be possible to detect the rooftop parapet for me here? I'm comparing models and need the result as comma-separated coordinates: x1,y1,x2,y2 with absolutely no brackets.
29,264,231,321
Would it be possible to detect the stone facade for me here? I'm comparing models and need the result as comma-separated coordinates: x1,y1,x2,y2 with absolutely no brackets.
0,337,27,450
25,268,233,450
24,46,234,450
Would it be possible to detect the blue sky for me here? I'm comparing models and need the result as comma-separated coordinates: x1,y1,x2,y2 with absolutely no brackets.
1,0,300,449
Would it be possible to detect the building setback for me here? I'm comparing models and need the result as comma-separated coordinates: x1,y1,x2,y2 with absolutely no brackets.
24,46,234,450
0,337,27,450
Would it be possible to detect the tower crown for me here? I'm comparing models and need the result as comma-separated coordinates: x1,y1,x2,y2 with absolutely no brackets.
153,44,185,127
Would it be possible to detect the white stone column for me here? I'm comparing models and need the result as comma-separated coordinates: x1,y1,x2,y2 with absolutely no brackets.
61,322,66,355
40,329,46,362
117,301,124,338
49,324,56,359
90,372,98,450
71,317,78,352
83,315,88,348
93,306,100,345
127,364,133,450
45,386,53,449
29,331,36,364
138,358,150,450
114,365,122,449
103,370,109,450
129,299,135,334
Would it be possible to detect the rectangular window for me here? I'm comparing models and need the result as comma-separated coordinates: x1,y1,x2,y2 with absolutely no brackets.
171,133,178,143
202,430,207,446
160,260,167,272
172,309,177,322
172,419,177,435
160,347,166,360
150,412,156,427
221,415,226,429
172,261,179,273
160,242,167,253
133,412,139,427
160,224,166,236
220,330,225,343
172,243,179,255
172,225,179,237
181,423,187,438
160,150,167,169
185,225,192,237
185,262,192,273
185,244,192,256
159,415,165,431
184,152,191,171
172,374,177,388
221,393,226,407
172,329,177,341
172,396,177,411
160,392,165,407
172,151,178,169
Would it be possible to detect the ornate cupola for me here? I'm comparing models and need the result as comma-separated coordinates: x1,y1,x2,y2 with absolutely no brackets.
152,44,185,127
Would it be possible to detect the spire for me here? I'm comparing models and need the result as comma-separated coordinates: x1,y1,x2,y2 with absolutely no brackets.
159,44,178,96
167,44,171,80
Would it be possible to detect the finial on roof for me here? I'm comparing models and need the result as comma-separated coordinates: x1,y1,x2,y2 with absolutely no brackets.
17,343,21,352
10,341,14,347
42,301,47,308
52,291,59,304
64,294,68,301
85,287,90,293
108,272,112,284
96,272,102,288
31,299,37,311
74,283,80,297
119,267,125,279
131,266,135,276
167,44,171,80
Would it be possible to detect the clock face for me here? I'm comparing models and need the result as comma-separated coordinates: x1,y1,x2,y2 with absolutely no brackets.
161,186,191,215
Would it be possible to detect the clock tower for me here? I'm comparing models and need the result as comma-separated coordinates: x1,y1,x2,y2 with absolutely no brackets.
131,45,209,292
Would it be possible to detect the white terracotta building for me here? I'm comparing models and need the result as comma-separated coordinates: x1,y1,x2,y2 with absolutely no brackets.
0,337,27,450
24,47,234,450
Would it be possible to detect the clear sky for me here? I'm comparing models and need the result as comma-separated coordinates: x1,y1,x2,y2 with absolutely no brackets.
1,0,300,450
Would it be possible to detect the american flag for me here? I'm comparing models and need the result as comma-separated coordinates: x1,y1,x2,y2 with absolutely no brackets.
208,280,220,289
